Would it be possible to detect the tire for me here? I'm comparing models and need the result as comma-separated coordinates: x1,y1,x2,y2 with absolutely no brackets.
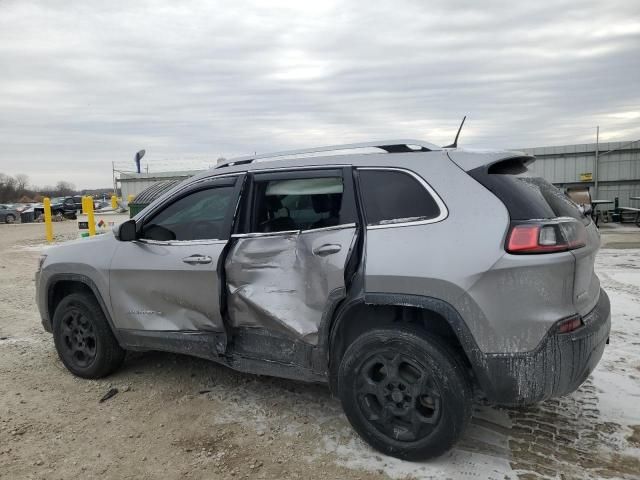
52,292,125,378
338,327,472,461
5,214,15,224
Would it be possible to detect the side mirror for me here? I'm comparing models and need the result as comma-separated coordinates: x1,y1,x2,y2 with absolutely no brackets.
117,219,137,241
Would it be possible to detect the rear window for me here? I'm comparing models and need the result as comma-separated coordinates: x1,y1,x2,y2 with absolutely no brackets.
253,177,345,232
358,169,441,225
470,158,589,224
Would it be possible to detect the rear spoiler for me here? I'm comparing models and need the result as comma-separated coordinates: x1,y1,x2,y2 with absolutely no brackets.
446,149,535,172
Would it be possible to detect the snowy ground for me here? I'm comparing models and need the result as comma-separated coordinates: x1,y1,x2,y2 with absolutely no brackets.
1,222,639,479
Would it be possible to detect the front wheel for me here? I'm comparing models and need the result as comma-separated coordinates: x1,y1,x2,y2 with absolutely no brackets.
5,214,15,224
338,327,472,460
53,292,125,378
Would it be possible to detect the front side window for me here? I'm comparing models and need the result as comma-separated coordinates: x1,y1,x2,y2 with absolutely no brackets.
252,177,344,233
358,169,441,225
141,186,234,241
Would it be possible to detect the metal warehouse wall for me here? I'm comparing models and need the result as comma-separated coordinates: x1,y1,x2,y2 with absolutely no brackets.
520,140,640,207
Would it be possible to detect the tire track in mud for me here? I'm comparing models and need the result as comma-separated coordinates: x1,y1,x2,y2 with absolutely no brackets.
597,271,640,301
506,380,640,479
504,249,640,479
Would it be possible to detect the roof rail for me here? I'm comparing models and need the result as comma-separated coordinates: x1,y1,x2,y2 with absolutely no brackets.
216,139,441,168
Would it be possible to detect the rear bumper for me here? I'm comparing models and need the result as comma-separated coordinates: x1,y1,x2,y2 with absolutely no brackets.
477,288,611,406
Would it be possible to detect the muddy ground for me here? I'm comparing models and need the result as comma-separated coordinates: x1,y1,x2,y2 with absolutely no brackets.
1,221,639,479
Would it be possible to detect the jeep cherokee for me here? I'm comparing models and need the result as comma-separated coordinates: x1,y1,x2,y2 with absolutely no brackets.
35,139,611,460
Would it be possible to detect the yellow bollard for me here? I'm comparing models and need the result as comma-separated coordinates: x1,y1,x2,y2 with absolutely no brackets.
111,195,118,209
86,197,96,236
81,196,89,214
43,197,53,243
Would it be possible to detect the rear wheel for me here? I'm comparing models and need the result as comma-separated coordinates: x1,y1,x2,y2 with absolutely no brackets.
53,292,125,378
5,214,15,224
338,327,472,460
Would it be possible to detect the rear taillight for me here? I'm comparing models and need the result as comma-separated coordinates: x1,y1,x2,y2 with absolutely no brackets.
506,218,587,254
557,316,583,334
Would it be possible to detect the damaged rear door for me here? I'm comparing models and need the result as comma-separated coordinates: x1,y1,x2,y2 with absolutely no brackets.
225,168,358,345
109,175,243,336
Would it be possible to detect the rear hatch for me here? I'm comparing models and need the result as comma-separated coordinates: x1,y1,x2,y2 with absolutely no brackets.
452,153,601,317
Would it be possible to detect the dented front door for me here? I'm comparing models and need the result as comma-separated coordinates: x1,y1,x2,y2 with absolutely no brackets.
225,226,357,344
224,168,359,345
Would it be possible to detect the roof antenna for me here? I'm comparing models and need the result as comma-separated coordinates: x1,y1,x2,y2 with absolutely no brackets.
444,116,466,149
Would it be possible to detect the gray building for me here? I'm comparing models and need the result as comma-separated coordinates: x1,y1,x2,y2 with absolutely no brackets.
520,140,640,208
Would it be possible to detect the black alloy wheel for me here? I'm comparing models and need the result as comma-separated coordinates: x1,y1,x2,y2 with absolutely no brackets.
338,327,472,460
52,292,125,378
59,308,98,368
356,351,442,442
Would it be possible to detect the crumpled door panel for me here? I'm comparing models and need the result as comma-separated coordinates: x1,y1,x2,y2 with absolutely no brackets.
225,226,357,344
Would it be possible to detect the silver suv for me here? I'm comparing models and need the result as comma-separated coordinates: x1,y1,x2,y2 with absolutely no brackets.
35,140,611,460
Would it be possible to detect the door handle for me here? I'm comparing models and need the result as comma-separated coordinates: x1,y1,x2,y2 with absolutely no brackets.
182,254,213,265
313,244,342,256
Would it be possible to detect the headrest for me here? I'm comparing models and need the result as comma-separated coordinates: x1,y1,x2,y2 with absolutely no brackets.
312,194,331,213
266,195,283,211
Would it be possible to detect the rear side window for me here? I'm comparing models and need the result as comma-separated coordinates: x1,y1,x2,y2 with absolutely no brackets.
470,158,588,224
358,169,441,225
253,177,345,233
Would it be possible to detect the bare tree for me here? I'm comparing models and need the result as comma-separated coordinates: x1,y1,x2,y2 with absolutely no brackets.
40,185,56,198
0,175,79,202
15,173,29,196
55,180,76,196
0,173,17,203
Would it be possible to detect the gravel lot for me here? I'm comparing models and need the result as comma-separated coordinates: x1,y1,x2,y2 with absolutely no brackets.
1,221,639,479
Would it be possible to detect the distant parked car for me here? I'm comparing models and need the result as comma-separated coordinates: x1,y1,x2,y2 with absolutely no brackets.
0,204,20,223
12,203,30,213
33,196,82,219
62,196,83,218
34,198,65,218
94,200,111,211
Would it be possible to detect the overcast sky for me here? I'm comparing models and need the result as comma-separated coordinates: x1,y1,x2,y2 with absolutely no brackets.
1,0,639,188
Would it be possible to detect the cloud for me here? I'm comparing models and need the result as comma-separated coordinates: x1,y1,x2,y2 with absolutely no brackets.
0,0,638,187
